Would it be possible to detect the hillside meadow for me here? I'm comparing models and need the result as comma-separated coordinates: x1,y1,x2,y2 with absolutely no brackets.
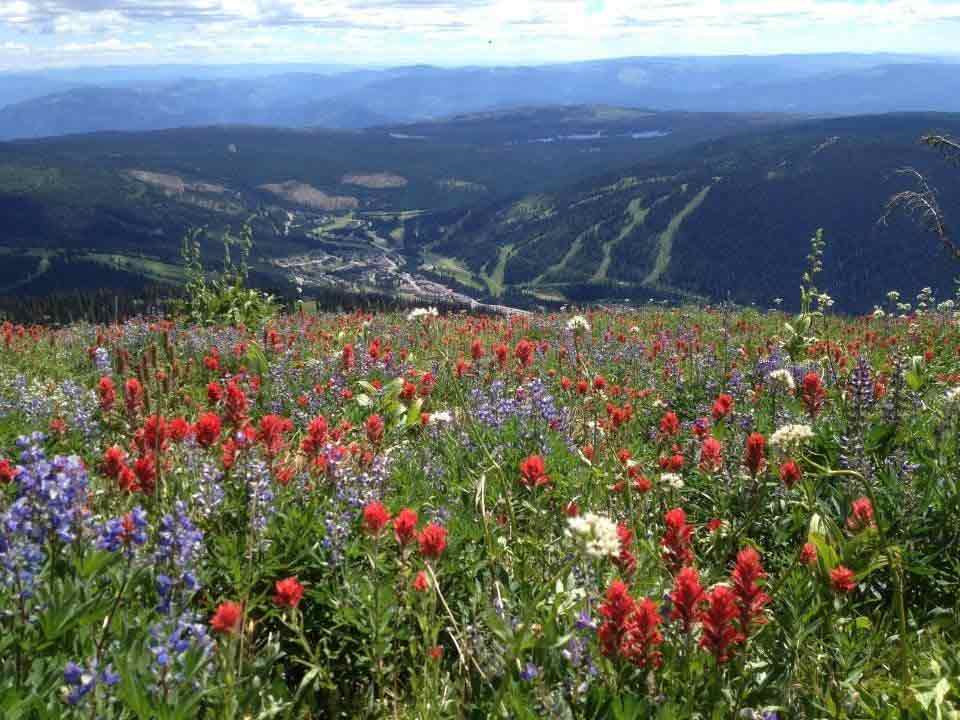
0,299,959,718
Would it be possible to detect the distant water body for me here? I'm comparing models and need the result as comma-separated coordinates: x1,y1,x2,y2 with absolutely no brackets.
388,129,672,143
528,130,671,143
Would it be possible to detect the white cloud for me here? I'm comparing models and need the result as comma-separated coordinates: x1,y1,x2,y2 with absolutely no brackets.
1,0,960,67
60,36,152,53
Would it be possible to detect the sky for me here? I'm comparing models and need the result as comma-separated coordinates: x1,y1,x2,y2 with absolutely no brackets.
0,0,959,70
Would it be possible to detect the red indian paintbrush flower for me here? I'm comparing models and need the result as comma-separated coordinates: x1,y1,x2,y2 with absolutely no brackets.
365,414,384,444
412,571,430,592
744,432,766,476
168,417,190,443
393,508,418,545
699,585,744,664
620,597,664,669
140,415,169,453
258,414,293,457
802,372,826,418
514,339,534,367
133,455,157,495
712,393,733,420
615,524,637,577
102,446,126,479
519,454,550,488
659,411,680,437
779,459,802,488
341,344,355,371
846,496,876,532
597,580,664,669
210,601,243,635
124,378,143,415
97,376,116,412
418,523,448,559
207,381,223,405
301,415,329,455
730,547,770,635
597,580,636,657
470,339,484,361
362,501,391,535
830,565,857,593
273,577,304,608
670,566,705,633
224,381,248,427
699,436,723,472
799,542,818,566
0,458,19,484
194,412,222,448
661,508,694,573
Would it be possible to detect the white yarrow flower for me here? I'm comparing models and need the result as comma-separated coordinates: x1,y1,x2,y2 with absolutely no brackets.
661,472,684,489
945,387,960,406
566,512,620,559
428,410,454,424
770,423,815,450
407,307,439,321
566,315,591,332
768,369,795,392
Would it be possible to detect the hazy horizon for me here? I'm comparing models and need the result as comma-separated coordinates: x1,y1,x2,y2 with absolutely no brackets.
2,1,960,71
3,51,960,76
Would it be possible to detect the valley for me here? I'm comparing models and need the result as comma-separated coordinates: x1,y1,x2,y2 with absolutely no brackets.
0,108,958,313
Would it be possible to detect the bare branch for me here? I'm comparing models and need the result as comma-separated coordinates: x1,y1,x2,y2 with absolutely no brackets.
881,167,958,258
921,134,960,165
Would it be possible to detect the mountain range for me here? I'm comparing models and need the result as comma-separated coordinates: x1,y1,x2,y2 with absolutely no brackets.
1,55,959,140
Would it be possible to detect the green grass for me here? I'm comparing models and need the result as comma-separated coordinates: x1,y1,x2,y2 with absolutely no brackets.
421,252,485,291
592,198,650,283
644,184,712,286
85,254,186,283
482,244,514,296
533,223,601,285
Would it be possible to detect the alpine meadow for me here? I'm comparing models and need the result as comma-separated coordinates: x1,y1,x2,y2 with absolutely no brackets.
1,5,960,720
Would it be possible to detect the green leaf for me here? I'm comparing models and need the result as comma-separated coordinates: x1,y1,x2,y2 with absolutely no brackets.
906,370,924,391
406,397,424,427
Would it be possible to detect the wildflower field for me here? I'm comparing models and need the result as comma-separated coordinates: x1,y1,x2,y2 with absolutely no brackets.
1,303,960,719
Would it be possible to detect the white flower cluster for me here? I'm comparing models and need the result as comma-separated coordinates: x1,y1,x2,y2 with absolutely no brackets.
661,473,684,489
407,307,439,321
566,512,620,559
768,369,795,392
770,423,815,450
945,387,960,406
565,315,591,332
428,410,454,424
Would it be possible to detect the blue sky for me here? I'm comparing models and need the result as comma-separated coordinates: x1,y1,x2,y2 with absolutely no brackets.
1,0,959,69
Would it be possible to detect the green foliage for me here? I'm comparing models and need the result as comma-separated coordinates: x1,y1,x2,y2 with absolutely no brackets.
176,223,278,328
783,228,829,359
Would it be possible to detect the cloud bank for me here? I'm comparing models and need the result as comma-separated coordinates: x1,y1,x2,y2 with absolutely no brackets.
1,0,958,68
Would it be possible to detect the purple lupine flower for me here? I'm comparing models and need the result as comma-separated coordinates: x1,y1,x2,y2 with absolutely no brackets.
154,501,204,614
93,347,111,373
148,612,214,685
62,659,119,706
520,663,539,681
96,506,149,556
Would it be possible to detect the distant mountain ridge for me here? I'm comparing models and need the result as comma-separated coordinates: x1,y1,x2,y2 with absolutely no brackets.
1,54,958,140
